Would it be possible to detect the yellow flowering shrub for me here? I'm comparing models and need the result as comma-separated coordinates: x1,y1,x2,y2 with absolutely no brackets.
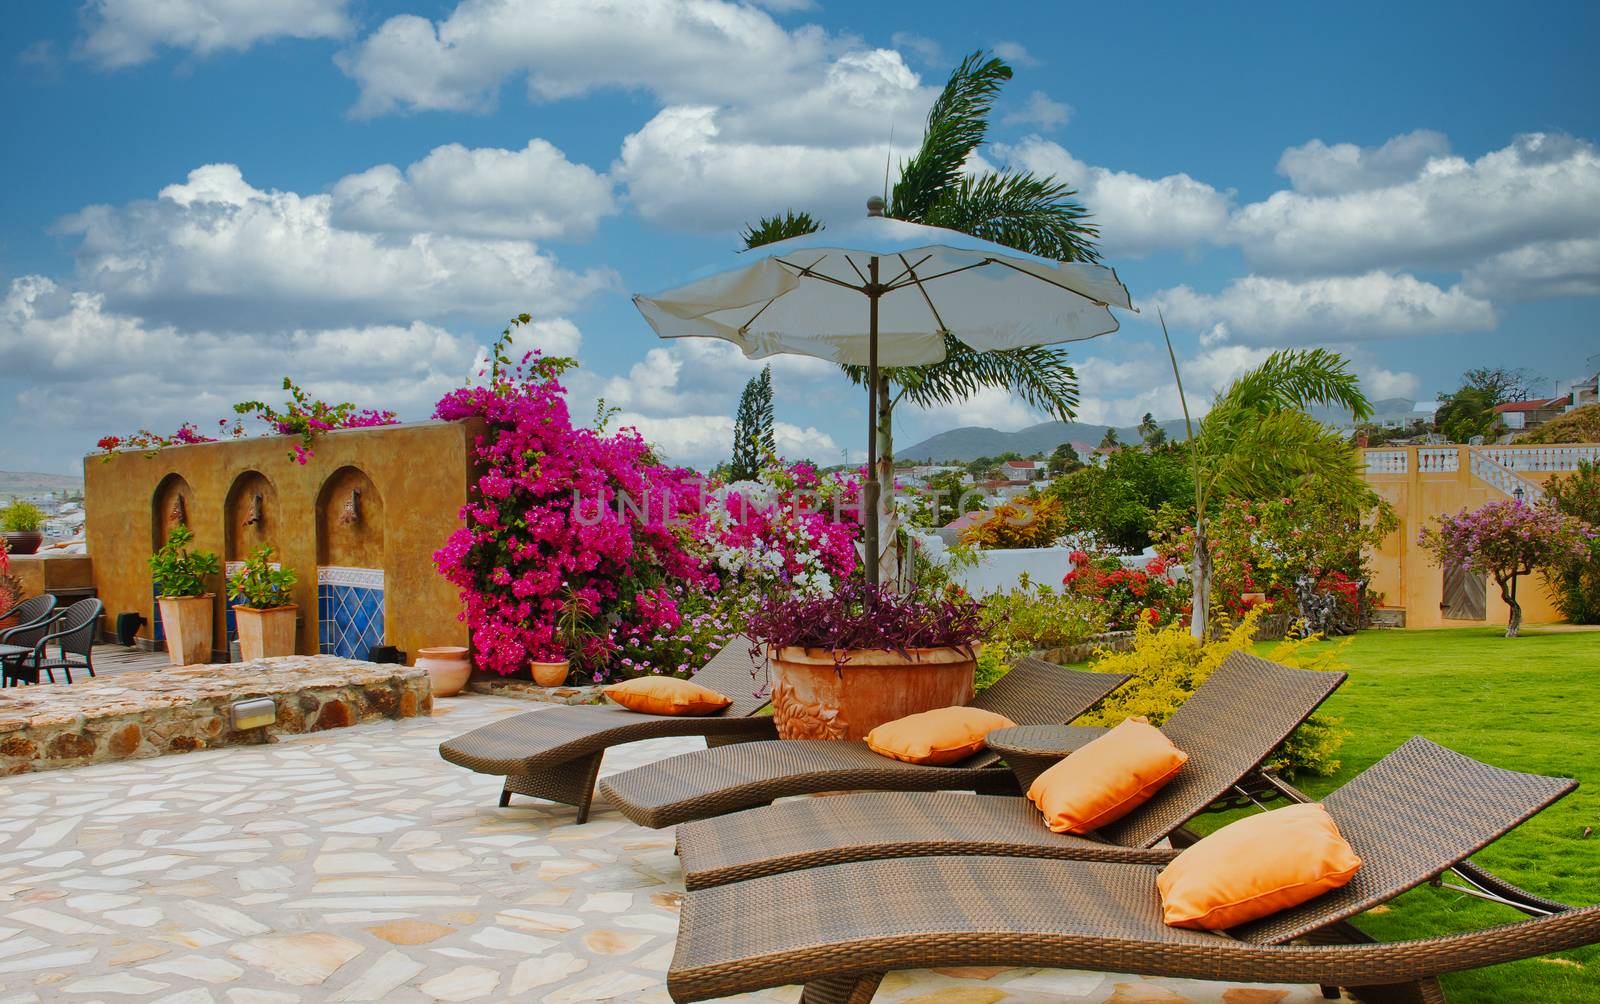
1081,605,1348,777
960,495,1068,549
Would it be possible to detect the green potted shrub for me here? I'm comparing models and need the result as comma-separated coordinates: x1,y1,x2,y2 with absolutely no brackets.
0,499,47,556
228,545,299,661
149,525,221,666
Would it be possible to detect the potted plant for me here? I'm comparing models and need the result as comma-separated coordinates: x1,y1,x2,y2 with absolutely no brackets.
0,538,22,628
228,545,298,661
747,580,984,740
531,585,589,687
1,499,47,556
149,525,221,666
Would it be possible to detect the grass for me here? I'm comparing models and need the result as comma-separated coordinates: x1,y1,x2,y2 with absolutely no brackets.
1246,626,1600,1003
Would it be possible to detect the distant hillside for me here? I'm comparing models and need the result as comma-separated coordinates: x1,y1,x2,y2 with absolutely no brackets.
0,470,84,499
899,418,1190,463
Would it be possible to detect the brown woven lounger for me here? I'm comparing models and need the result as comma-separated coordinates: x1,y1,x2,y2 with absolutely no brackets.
668,737,1597,1004
676,651,1344,889
598,658,1128,828
438,641,775,822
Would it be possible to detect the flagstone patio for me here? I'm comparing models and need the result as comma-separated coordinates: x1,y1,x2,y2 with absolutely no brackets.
0,695,1337,1003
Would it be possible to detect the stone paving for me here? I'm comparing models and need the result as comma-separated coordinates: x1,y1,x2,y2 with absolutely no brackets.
0,695,1333,1003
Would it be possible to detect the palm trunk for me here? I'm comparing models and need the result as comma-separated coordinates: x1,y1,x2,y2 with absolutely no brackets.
874,373,901,589
1190,520,1210,640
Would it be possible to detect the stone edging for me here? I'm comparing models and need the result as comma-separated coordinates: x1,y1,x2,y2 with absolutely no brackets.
1026,631,1136,665
465,678,606,706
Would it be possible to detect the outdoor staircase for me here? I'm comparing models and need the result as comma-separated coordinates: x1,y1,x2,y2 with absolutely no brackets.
1469,449,1546,502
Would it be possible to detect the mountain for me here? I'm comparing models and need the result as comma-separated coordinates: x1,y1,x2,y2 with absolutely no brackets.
899,418,1191,463
0,470,85,499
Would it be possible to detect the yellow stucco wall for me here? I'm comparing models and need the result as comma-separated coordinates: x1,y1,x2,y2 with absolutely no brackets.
83,420,485,662
1363,445,1591,629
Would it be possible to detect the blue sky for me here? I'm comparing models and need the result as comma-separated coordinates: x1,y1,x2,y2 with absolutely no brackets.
3,0,1597,474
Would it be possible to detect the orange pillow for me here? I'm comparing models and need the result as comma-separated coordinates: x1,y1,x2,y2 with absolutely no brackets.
865,707,1017,765
1026,717,1187,834
604,677,733,716
1157,802,1362,930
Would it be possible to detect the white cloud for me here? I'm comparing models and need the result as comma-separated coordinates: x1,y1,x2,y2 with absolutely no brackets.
80,0,351,69
1002,91,1071,132
905,386,1046,439
1232,132,1600,273
336,0,838,117
330,140,615,241
1157,272,1497,344
1361,366,1421,400
57,163,615,330
995,137,1233,256
889,31,943,66
991,41,1038,67
1276,130,1452,195
613,413,838,468
1462,237,1600,301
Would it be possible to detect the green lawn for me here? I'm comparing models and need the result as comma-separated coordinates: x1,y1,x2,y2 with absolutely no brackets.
1245,627,1600,1003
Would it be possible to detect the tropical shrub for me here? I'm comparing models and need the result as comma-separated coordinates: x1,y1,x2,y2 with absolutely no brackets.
0,538,21,613
1082,605,1347,777
960,494,1068,549
973,582,1108,690
1420,498,1595,636
1061,550,1190,631
1047,447,1194,553
1514,403,1600,444
149,525,221,598
1544,462,1600,623
693,458,858,601
433,344,716,681
227,545,298,609
235,377,399,464
0,500,46,533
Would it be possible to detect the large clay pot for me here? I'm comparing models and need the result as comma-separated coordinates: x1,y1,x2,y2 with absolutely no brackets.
417,646,471,697
531,659,570,688
767,645,979,740
158,594,215,667
2,531,43,556
235,605,297,661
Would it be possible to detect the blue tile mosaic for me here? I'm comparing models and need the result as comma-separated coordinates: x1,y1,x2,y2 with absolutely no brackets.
316,566,385,661
151,583,165,642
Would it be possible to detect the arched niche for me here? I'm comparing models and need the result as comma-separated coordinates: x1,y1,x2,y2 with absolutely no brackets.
151,473,196,551
224,470,279,562
316,466,385,569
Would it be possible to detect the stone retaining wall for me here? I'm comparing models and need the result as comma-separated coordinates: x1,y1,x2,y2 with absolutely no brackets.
0,655,431,776
1028,631,1136,666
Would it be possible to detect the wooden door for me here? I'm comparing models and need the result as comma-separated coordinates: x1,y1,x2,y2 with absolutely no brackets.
1441,565,1487,620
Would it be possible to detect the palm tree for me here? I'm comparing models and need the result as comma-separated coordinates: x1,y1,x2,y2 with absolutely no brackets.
742,52,1100,582
1168,339,1375,639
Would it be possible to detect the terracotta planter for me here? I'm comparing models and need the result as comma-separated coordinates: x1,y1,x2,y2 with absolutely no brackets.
158,594,215,667
2,531,43,556
531,659,570,688
767,645,979,740
234,605,297,661
417,646,472,698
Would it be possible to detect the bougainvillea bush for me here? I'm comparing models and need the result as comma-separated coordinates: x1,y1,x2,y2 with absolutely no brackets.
693,458,858,601
433,348,719,681
235,377,398,464
1419,497,1594,637
1061,550,1190,631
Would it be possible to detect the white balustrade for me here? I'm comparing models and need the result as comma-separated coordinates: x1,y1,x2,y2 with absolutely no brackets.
1363,450,1408,474
1481,445,1600,472
1470,450,1545,503
1417,448,1460,473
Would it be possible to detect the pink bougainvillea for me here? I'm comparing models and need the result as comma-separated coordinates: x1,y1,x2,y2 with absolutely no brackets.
433,349,721,680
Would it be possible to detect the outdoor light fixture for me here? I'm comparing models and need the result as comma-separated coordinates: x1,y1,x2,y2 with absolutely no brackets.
229,698,277,730
169,495,187,526
340,488,363,527
243,494,264,527
1514,486,1526,502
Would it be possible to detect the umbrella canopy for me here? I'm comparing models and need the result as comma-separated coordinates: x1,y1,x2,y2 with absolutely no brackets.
632,205,1136,585
634,214,1134,366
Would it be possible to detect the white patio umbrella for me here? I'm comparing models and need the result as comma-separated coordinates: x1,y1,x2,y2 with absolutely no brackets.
633,199,1135,583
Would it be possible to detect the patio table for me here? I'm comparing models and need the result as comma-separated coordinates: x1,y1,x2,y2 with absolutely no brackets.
987,724,1107,789
0,643,33,686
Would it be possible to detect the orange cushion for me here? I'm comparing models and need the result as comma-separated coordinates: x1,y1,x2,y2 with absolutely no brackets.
1157,802,1363,930
1026,717,1187,834
865,707,1018,765
604,677,733,716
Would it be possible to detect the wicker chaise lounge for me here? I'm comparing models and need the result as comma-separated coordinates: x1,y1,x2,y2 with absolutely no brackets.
667,738,1598,1004
439,641,776,822
599,658,1128,828
675,651,1344,889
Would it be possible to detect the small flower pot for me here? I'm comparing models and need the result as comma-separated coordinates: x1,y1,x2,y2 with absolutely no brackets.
158,594,215,667
2,531,43,556
767,645,979,740
417,646,472,698
234,605,297,661
531,659,570,688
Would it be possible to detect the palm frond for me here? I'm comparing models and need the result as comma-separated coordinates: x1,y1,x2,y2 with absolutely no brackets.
926,170,1101,263
1216,348,1372,420
741,211,822,250
845,335,1078,421
891,51,1012,222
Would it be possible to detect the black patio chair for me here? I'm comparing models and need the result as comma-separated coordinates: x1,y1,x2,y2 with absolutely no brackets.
0,595,60,686
4,598,102,686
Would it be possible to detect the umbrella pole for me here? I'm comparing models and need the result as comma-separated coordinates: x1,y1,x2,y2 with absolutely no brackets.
863,255,881,586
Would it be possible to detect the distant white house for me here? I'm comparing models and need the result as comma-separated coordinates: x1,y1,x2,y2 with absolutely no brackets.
1000,459,1047,480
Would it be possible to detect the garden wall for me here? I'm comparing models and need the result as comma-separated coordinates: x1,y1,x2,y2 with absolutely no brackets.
83,420,485,663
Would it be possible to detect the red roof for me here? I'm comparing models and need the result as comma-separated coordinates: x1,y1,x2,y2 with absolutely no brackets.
1493,398,1561,414
1002,459,1039,468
